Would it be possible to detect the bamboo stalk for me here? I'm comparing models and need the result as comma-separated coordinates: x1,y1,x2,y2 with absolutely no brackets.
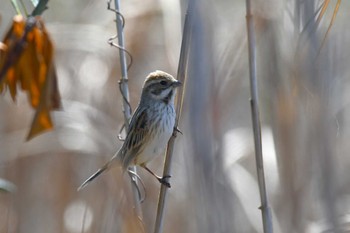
245,0,273,233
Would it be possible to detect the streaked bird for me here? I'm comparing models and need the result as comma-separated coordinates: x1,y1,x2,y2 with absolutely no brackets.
78,70,181,190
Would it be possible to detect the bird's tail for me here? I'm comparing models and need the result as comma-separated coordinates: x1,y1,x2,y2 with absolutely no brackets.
77,149,121,191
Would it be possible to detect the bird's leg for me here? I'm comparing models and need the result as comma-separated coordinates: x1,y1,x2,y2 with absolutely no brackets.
141,164,171,188
174,126,183,135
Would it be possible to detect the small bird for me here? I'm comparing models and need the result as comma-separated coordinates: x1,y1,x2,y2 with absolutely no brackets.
78,70,181,190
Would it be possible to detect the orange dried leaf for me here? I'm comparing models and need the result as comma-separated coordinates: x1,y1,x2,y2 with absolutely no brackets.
12,15,25,37
47,65,61,110
7,68,17,100
27,107,53,140
18,40,41,107
0,15,61,140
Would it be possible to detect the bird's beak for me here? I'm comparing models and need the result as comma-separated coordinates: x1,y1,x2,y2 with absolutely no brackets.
172,80,182,87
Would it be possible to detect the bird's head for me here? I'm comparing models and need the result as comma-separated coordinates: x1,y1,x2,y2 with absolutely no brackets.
141,70,182,104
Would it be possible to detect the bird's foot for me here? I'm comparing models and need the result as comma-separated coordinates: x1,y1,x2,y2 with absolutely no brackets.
172,127,183,137
158,175,171,188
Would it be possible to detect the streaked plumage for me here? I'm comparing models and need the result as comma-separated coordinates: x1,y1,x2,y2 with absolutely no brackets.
78,70,181,190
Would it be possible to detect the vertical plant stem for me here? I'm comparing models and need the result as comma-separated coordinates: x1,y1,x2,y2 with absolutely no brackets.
19,0,29,16
31,0,49,16
245,0,273,233
153,3,192,233
113,0,142,218
10,0,22,15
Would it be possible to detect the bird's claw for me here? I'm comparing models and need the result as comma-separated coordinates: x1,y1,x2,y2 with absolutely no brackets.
173,127,183,136
158,175,171,188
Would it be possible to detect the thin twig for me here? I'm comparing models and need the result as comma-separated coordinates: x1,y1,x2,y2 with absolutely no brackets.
108,34,133,71
316,0,330,25
127,169,146,203
153,3,192,233
112,0,143,218
31,0,49,16
10,0,22,15
317,0,341,56
245,0,273,233
18,0,28,16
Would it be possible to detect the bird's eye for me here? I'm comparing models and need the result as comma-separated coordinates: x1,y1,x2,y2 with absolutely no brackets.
160,80,167,86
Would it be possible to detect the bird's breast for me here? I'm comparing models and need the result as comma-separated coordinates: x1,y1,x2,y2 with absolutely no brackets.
135,104,175,165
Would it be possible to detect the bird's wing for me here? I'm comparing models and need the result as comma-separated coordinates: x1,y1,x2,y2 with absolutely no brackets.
78,107,151,191
121,106,152,168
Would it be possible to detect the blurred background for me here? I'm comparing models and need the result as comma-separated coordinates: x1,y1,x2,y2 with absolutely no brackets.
1,0,350,232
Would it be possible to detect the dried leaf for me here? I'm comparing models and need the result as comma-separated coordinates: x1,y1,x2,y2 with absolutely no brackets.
0,15,61,140
27,105,53,140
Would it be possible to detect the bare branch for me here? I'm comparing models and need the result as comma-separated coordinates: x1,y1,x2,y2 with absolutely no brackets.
112,0,143,218
245,0,273,232
153,3,192,233
318,0,342,55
